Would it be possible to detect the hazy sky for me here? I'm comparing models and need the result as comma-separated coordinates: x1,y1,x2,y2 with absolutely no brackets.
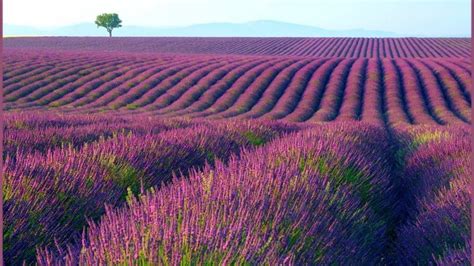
5,0,471,36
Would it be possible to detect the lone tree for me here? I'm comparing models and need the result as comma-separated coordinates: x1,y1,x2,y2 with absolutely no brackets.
95,13,122,37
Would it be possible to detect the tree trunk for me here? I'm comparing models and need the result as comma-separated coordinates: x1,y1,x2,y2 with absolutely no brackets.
109,31,112,37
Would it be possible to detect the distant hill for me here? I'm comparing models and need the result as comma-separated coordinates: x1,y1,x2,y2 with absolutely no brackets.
5,20,400,37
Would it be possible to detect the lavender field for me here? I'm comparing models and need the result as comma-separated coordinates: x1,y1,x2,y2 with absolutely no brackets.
3,37,472,265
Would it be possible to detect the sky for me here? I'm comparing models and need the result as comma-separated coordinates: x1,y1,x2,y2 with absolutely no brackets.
4,0,471,36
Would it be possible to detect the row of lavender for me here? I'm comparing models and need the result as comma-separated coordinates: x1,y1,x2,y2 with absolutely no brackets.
4,50,471,125
31,120,470,265
3,112,470,264
38,122,396,264
5,37,471,58
4,112,300,264
394,124,471,264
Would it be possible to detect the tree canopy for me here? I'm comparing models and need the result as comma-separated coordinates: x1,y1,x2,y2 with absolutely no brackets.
95,13,122,37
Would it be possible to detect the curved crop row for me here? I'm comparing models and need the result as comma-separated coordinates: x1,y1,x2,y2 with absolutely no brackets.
151,58,254,114
381,59,413,125
4,57,114,99
407,60,468,124
283,58,342,122
165,58,271,117
96,59,218,110
261,59,330,120
4,52,471,125
122,60,225,110
335,58,367,121
208,59,298,118
308,59,355,122
360,59,385,125
241,59,317,119
188,58,287,118
53,59,171,108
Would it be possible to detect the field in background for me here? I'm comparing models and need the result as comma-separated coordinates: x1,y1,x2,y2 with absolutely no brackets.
4,37,471,58
3,37,471,264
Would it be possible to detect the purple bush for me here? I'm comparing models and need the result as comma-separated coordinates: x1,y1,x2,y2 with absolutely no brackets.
4,114,298,264
393,124,471,264
38,122,397,265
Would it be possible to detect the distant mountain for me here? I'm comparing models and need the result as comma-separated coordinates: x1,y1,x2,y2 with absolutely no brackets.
5,20,400,37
